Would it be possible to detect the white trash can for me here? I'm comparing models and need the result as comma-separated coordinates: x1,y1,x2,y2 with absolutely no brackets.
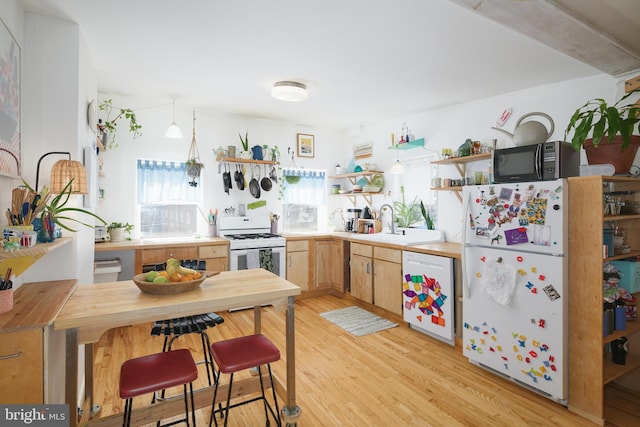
94,258,121,283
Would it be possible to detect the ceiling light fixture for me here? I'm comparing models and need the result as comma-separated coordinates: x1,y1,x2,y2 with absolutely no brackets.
271,81,308,102
165,98,183,139
390,146,405,175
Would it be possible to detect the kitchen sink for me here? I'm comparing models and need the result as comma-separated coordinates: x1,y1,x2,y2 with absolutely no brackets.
349,229,444,246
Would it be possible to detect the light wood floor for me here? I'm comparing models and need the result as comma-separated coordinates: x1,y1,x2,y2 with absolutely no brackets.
93,293,639,426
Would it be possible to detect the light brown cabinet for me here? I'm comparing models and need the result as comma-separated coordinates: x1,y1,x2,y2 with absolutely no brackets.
568,176,640,424
0,280,76,404
287,240,310,291
315,239,345,292
373,246,402,315
199,245,229,271
350,243,402,313
350,243,373,303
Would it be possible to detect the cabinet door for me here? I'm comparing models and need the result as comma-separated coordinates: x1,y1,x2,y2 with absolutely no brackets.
330,240,345,292
203,257,228,272
351,253,373,303
0,328,43,403
315,240,332,290
287,250,309,291
373,258,402,315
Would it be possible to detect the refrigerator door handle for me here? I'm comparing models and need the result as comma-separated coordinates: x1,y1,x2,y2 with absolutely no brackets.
462,191,471,298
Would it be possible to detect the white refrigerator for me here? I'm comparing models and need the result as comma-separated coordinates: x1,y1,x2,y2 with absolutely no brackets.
462,179,568,404
402,251,455,345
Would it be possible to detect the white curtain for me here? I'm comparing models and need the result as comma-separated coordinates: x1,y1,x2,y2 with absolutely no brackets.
136,160,199,203
282,168,326,205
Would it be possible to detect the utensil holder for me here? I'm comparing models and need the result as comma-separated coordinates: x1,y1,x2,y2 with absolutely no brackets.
208,223,218,237
0,289,13,315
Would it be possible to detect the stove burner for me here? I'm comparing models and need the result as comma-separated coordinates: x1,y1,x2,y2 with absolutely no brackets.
225,233,281,240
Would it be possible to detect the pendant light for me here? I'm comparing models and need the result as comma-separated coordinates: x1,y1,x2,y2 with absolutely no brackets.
390,146,405,175
165,98,183,139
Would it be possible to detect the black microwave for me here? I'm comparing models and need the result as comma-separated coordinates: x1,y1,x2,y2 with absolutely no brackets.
492,141,579,183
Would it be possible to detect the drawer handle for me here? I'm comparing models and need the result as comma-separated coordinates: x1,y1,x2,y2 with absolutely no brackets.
0,350,23,361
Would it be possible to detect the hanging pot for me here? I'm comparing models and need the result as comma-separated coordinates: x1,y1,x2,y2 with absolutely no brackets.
261,164,272,191
249,165,261,198
222,163,232,194
234,164,245,190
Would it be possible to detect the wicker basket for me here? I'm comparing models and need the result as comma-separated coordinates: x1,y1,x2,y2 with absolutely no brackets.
132,271,219,295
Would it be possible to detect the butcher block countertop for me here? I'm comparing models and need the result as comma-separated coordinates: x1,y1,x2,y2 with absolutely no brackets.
0,279,77,333
94,236,228,251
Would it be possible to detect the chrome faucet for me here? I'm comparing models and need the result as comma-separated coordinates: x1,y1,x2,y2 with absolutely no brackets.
380,204,394,234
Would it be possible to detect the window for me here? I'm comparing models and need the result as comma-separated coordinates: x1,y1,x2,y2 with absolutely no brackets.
282,168,326,232
136,160,200,238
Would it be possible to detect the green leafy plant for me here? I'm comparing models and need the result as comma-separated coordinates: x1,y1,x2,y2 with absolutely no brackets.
22,179,107,232
420,201,435,230
99,99,142,149
393,186,422,228
106,222,134,234
238,130,249,151
565,88,640,150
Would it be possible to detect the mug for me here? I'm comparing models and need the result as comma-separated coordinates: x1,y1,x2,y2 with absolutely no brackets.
227,146,236,158
431,178,441,188
443,178,451,188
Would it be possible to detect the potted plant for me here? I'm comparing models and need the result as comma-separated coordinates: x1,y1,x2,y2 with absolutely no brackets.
21,179,107,242
238,130,252,159
106,222,134,242
393,186,422,228
99,99,142,149
564,88,640,174
186,158,204,178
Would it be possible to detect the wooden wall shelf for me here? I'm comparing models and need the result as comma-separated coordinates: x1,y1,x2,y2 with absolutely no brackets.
0,237,72,277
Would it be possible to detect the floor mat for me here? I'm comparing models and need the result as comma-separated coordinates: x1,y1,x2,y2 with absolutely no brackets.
319,306,398,337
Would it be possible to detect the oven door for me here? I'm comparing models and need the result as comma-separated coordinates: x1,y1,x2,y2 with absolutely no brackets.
230,246,286,279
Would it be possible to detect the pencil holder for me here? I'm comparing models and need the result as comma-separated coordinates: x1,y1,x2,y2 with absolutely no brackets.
0,289,13,315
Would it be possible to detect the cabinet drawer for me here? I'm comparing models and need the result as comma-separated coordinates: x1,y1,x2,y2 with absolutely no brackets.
287,240,309,252
374,246,401,263
199,245,228,259
0,328,43,403
141,247,198,264
351,242,373,257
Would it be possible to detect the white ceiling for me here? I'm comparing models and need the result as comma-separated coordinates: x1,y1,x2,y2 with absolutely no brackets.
21,0,640,130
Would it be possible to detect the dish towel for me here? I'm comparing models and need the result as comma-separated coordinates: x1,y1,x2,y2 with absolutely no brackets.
259,248,274,273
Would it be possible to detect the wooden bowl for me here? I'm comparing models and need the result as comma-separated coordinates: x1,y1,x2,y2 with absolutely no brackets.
132,271,219,295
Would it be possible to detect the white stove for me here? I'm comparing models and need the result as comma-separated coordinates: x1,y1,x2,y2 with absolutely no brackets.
219,216,286,278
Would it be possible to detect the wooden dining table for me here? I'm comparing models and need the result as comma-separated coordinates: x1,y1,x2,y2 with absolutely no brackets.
54,268,301,426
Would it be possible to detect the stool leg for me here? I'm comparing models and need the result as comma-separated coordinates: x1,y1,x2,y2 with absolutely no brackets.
257,366,269,424
200,331,214,385
189,382,196,427
223,373,234,427
122,397,131,427
267,364,282,427
208,372,221,427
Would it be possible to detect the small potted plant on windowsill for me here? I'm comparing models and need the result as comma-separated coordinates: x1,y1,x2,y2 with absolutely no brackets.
107,222,134,242
564,88,640,174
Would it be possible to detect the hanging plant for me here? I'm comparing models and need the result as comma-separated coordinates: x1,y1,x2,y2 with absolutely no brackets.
186,110,203,187
98,99,142,149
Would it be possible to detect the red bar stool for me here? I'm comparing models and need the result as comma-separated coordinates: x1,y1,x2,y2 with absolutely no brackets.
208,334,281,427
119,349,198,427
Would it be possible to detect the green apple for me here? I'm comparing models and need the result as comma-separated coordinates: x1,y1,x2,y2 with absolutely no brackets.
145,271,158,282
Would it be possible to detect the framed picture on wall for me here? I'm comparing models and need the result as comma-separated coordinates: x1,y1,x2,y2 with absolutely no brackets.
0,17,21,178
297,133,314,158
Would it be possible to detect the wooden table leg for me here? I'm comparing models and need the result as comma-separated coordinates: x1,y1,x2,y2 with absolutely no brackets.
282,296,301,426
65,328,79,426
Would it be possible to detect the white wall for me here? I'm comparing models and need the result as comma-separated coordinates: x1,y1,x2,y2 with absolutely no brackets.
95,96,344,237
343,72,640,242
